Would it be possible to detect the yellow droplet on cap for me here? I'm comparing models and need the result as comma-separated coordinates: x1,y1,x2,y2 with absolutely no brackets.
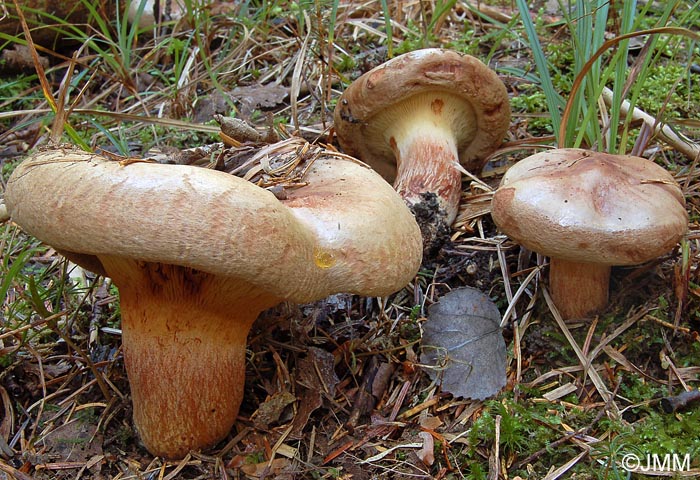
313,247,335,269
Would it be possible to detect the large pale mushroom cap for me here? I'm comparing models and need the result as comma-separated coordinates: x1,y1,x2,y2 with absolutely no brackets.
333,48,511,179
5,144,421,299
491,148,688,265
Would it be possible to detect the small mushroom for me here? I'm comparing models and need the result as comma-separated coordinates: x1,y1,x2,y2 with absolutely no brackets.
334,48,510,256
0,201,8,223
491,148,688,319
5,143,422,459
128,0,187,29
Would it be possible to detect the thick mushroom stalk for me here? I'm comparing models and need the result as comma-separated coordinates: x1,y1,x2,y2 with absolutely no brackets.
5,143,422,459
547,259,611,319
334,48,510,258
102,258,279,459
491,148,688,320
378,92,475,232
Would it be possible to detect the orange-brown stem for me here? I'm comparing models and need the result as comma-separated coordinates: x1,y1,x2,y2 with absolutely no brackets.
548,258,611,320
392,133,463,225
102,257,280,459
390,128,463,257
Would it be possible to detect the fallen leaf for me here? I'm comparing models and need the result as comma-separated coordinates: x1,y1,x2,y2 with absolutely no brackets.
417,431,435,465
289,347,339,438
253,391,296,430
1,45,48,73
419,415,442,431
240,457,291,477
193,91,232,123
39,419,104,467
297,347,339,396
420,287,506,400
230,83,288,117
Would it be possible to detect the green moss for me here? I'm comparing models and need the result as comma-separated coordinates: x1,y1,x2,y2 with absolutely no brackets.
333,54,357,73
635,410,700,458
510,87,554,135
460,395,587,475
636,63,700,119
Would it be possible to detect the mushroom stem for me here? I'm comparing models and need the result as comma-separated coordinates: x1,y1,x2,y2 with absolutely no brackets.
392,127,462,256
103,257,280,459
392,125,463,223
382,93,470,253
548,258,611,320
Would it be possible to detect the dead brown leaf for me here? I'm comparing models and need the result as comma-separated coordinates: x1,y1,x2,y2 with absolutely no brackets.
230,83,289,118
289,347,338,438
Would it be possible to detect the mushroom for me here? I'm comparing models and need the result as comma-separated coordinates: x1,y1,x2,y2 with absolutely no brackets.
0,201,8,223
5,142,422,459
334,48,510,256
490,148,688,319
128,0,187,29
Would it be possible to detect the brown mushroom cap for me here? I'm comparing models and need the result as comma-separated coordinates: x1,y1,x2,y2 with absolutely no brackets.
334,48,511,180
6,145,420,300
491,148,688,265
5,143,422,458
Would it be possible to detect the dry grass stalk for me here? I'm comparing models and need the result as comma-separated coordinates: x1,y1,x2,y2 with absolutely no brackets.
602,87,700,161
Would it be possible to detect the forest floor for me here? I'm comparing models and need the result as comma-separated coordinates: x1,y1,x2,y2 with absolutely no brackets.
1,1,700,479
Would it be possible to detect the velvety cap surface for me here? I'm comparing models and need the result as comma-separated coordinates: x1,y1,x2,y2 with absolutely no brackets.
6,145,422,301
491,148,688,264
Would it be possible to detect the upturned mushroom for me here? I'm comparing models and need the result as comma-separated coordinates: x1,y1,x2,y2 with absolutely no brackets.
334,48,510,256
5,142,422,459
491,148,688,319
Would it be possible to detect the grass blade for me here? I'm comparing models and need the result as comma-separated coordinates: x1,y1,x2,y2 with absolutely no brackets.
379,0,393,58
515,0,563,144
